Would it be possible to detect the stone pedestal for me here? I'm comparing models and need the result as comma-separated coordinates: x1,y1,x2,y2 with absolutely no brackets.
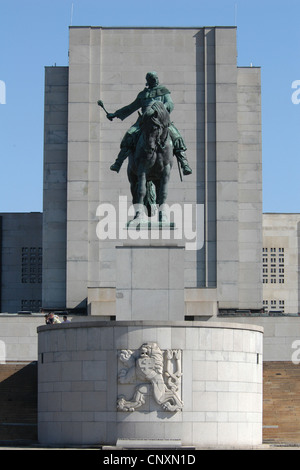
116,242,185,321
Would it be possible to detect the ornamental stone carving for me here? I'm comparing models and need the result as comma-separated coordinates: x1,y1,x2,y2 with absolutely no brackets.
117,342,183,412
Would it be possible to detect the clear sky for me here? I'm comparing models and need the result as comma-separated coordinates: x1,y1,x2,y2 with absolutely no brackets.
0,0,299,213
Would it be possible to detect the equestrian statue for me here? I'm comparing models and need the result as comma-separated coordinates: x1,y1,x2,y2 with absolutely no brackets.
97,72,192,221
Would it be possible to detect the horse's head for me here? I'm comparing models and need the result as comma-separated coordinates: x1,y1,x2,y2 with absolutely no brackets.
143,101,170,129
142,102,170,154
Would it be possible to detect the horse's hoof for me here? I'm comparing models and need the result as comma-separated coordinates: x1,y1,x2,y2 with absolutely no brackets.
159,213,168,224
128,216,146,227
182,166,192,175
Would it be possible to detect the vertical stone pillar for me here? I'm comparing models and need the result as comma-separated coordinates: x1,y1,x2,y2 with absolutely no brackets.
42,66,68,309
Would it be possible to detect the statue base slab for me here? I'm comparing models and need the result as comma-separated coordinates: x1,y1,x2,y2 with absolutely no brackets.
127,220,175,230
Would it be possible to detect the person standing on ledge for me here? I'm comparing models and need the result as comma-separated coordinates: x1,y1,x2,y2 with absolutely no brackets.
98,71,192,176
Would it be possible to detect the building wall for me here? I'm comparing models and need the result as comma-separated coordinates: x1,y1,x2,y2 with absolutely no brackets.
212,316,300,361
237,67,263,310
263,362,300,444
0,213,42,313
1,314,299,363
42,66,68,309
64,26,262,312
262,213,300,314
0,314,104,362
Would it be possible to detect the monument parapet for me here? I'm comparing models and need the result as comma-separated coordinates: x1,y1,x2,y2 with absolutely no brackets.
38,320,263,447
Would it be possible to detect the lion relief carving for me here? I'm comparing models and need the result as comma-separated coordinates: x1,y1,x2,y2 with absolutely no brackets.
117,342,183,412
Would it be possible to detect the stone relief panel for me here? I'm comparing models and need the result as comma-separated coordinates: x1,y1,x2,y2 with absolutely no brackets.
117,342,183,412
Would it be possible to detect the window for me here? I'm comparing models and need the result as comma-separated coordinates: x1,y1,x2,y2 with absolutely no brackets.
21,247,42,284
21,299,42,312
262,246,285,285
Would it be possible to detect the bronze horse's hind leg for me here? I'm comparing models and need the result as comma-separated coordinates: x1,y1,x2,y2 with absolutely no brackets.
155,164,171,222
134,171,147,220
127,164,148,221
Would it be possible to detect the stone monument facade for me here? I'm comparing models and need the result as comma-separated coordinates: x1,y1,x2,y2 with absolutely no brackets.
38,321,263,447
42,26,263,316
39,26,264,448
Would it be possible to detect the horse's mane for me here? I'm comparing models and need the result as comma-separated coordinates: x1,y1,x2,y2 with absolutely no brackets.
143,101,170,128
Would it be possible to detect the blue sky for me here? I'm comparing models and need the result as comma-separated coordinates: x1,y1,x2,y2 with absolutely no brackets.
0,0,299,213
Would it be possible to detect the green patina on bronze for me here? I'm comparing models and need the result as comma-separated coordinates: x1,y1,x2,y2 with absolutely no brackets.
97,71,192,176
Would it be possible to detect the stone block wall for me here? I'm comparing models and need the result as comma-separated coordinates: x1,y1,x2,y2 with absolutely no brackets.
0,213,42,313
37,321,263,447
237,67,263,309
42,66,68,309
2,315,300,445
59,26,263,312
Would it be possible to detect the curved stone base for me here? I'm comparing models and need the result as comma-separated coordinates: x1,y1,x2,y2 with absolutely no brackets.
37,321,263,448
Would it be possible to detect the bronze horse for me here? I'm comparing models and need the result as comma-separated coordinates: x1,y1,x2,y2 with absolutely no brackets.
127,101,173,223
